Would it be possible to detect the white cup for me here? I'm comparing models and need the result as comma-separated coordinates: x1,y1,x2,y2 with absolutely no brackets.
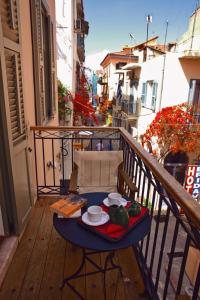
108,193,122,206
87,205,102,222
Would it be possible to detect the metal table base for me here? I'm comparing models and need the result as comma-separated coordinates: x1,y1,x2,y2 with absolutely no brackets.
61,248,123,300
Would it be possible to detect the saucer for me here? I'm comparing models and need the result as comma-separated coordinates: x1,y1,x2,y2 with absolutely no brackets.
103,197,127,207
82,211,110,226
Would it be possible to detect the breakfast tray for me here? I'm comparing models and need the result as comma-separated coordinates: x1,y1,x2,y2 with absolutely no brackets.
78,204,149,242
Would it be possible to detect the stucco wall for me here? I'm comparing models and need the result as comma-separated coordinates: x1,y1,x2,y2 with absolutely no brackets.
19,0,59,203
137,52,200,136
56,0,75,94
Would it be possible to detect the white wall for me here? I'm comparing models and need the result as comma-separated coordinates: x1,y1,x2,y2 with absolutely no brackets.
137,52,193,136
56,0,76,95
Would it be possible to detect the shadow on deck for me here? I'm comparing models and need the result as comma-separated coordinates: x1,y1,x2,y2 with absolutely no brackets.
0,197,148,300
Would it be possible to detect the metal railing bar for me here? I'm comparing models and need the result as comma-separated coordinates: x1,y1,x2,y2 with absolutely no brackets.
145,187,157,262
155,207,170,292
52,139,56,186
61,139,64,185
42,138,46,186
176,234,190,295
149,194,163,275
192,265,200,300
163,219,180,300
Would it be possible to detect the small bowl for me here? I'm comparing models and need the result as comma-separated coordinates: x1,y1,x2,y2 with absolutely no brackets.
87,205,102,222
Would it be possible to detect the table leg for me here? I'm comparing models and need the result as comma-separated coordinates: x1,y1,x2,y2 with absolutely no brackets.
61,248,123,300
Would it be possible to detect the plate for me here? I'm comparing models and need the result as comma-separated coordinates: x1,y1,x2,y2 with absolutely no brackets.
103,197,128,207
82,211,110,226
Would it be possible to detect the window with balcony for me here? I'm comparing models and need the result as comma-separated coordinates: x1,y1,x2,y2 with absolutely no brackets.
116,62,126,70
188,79,200,122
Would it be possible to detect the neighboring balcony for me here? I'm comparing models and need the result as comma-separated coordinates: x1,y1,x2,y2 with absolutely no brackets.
1,126,200,300
77,34,85,62
121,98,137,116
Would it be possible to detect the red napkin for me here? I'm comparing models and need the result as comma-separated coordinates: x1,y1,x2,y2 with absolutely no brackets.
79,202,149,241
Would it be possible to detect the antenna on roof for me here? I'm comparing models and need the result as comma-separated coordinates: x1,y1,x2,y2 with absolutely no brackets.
146,14,153,42
129,33,135,46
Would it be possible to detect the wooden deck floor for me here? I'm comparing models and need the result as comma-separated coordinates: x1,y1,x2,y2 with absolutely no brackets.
0,198,148,300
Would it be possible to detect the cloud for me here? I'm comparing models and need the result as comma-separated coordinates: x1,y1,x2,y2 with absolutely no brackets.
85,49,110,71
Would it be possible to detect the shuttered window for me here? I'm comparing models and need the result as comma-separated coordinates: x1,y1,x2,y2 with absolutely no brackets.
4,49,25,142
0,0,19,43
30,0,56,124
0,0,26,143
141,82,147,105
49,20,56,113
151,81,158,111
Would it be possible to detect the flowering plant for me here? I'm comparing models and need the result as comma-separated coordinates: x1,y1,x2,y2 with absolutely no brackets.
142,103,200,161
58,80,72,121
73,73,98,125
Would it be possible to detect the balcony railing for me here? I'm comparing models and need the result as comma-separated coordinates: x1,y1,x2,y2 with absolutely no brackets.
121,99,137,115
31,126,200,299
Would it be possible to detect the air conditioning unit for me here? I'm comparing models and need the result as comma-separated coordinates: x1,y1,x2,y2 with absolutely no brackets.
75,19,82,32
131,127,138,137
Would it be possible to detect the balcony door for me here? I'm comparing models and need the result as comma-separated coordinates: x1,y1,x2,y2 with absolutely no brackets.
0,0,32,233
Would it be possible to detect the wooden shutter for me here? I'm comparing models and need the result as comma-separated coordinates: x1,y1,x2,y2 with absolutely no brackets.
48,17,56,114
30,0,46,124
0,0,25,143
0,0,19,43
151,81,158,111
4,49,25,142
141,82,147,105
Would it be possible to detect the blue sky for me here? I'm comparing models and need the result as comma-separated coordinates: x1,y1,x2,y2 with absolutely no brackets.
84,0,196,55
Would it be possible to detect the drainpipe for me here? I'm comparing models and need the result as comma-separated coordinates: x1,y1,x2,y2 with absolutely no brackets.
158,21,169,111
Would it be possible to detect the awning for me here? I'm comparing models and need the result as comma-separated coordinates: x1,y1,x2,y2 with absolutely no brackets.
122,63,141,70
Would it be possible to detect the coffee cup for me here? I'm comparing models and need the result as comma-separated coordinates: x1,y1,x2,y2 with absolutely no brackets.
108,193,122,206
87,205,102,222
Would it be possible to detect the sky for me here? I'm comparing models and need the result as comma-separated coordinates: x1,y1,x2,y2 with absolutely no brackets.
84,0,197,57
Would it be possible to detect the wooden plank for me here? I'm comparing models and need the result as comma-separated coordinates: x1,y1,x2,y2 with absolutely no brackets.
38,227,67,300
17,205,53,300
91,160,101,186
85,252,103,300
0,205,45,300
117,247,148,300
100,160,110,187
62,243,86,300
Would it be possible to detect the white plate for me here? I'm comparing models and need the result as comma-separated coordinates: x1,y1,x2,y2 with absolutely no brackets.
82,211,110,226
103,197,128,207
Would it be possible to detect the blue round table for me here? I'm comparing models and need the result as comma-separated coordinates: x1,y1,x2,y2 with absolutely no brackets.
53,192,150,299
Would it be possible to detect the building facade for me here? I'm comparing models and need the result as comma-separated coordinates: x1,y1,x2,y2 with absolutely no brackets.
110,9,200,138
56,0,89,125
